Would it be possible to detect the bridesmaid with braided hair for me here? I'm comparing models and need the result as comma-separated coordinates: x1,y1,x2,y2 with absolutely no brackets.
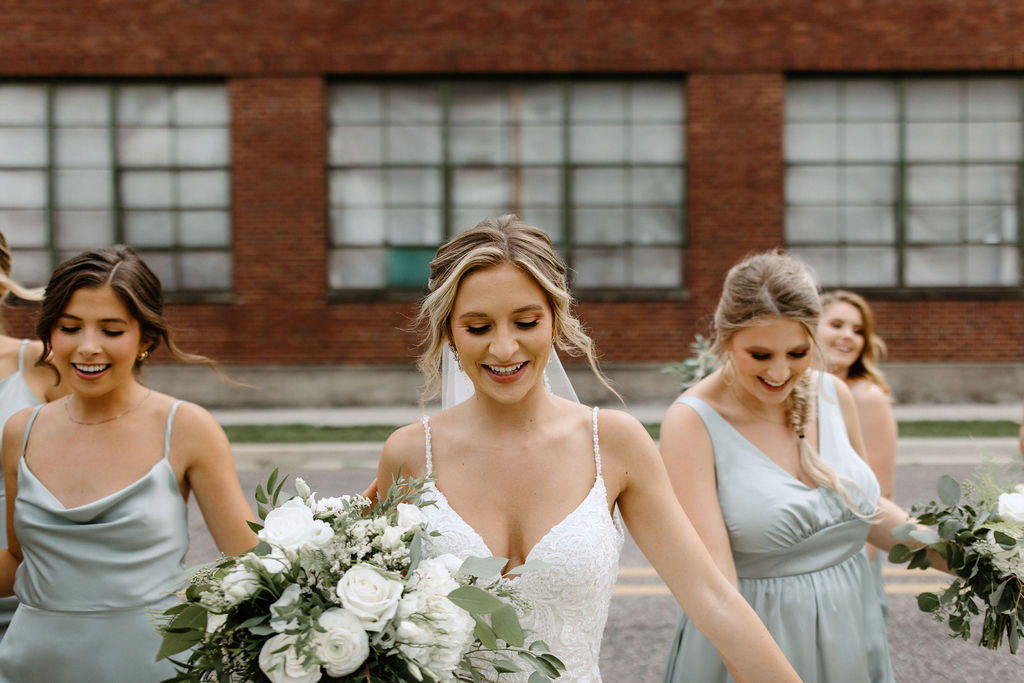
660,251,940,683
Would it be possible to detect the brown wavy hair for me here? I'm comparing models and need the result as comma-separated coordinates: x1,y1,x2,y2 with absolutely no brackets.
35,245,219,383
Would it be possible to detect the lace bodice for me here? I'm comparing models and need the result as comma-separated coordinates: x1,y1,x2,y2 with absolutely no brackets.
419,407,624,682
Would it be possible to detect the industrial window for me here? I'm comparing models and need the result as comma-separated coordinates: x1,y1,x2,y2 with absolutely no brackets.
0,82,232,294
785,77,1021,289
326,79,686,293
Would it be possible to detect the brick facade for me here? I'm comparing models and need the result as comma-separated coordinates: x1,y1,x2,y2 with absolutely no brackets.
2,1,1022,370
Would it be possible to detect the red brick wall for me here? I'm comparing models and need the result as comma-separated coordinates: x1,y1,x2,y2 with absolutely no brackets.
1,1,1022,366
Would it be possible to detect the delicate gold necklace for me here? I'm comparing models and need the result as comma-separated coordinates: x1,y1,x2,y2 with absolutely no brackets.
727,382,805,440
64,388,153,426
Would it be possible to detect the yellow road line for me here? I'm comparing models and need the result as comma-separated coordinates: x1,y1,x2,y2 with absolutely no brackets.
614,566,951,596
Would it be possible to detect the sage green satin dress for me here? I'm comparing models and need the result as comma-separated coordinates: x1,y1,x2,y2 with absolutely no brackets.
663,374,893,683
0,402,188,682
0,340,42,639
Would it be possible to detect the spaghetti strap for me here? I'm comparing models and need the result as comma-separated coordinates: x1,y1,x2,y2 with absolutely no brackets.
16,339,29,373
422,415,433,475
163,401,183,460
20,405,44,459
592,406,601,476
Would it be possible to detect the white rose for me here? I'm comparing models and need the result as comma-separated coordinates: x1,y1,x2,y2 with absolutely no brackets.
380,525,405,551
997,491,1024,523
258,633,321,683
221,566,260,604
396,503,425,533
259,498,333,553
261,551,291,575
269,584,302,633
315,608,370,677
336,564,404,631
314,495,350,517
412,556,460,597
205,611,227,635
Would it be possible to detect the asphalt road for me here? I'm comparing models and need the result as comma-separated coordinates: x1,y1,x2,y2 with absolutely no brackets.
186,455,1023,682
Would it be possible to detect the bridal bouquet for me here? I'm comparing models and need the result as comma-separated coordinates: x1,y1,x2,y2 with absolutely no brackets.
889,468,1024,653
157,471,564,682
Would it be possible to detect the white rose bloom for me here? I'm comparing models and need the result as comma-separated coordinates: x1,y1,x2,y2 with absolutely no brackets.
260,552,290,575
269,584,302,633
336,564,404,631
314,495,350,517
308,519,335,549
259,498,317,551
258,633,321,683
315,608,370,677
205,611,227,635
396,503,425,533
997,491,1024,523
221,566,260,604
380,525,405,551
412,557,460,597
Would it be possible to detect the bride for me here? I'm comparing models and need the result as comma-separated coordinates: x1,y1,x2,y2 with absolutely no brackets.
376,215,800,682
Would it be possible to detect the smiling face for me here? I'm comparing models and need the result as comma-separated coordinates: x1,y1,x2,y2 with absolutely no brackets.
449,263,554,405
728,317,813,406
50,285,149,398
817,300,866,376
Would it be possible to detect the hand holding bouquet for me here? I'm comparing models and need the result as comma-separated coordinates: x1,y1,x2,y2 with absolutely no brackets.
889,467,1024,653
158,471,565,682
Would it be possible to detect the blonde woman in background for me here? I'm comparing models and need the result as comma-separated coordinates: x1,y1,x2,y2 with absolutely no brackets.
661,251,941,683
818,290,898,618
0,231,66,640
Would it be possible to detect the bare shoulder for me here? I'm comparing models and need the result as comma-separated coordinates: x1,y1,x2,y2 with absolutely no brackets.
166,397,222,433
851,381,892,410
379,420,428,480
594,407,660,474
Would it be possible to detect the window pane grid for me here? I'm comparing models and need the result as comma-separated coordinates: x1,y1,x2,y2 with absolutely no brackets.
328,79,686,291
0,81,231,292
785,76,1023,288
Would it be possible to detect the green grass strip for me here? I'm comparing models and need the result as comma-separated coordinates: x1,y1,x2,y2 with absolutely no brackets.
223,420,1021,444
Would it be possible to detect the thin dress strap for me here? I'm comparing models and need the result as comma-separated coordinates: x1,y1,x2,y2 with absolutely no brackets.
21,405,44,458
422,415,433,475
163,400,183,460
592,406,601,476
16,339,29,373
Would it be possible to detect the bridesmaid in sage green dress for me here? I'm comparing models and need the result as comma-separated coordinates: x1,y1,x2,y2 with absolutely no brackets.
660,251,944,683
0,246,257,681
0,231,66,641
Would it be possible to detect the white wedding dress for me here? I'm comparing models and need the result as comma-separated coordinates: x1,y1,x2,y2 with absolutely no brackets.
419,407,624,682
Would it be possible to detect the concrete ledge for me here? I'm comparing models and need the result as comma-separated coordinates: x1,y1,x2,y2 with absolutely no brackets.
142,361,1024,409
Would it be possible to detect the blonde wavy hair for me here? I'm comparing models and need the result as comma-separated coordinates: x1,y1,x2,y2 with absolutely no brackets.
0,231,44,303
712,250,872,517
820,289,891,396
416,214,617,403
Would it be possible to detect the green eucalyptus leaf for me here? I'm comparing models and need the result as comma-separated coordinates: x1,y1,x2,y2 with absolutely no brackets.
993,530,1017,548
937,475,961,506
459,556,508,579
528,672,550,683
890,523,917,542
909,527,941,546
504,560,551,575
490,657,522,674
888,544,912,564
471,613,498,650
917,591,941,612
448,585,505,614
491,604,525,648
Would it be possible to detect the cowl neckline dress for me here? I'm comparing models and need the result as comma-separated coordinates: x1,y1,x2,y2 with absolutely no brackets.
663,373,893,683
0,401,189,682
